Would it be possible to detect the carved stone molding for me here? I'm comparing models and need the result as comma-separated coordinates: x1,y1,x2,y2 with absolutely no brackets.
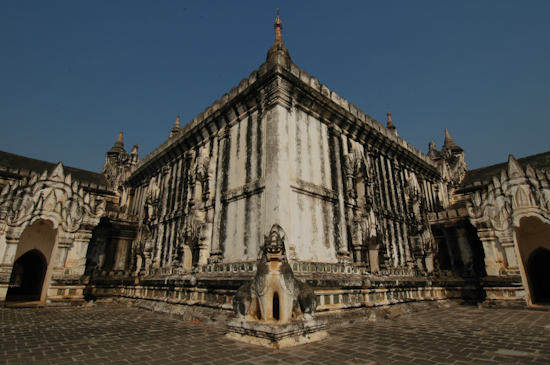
0,163,105,233
467,156,550,232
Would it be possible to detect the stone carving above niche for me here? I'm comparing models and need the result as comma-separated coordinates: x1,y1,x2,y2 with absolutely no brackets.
0,162,105,233
467,155,550,232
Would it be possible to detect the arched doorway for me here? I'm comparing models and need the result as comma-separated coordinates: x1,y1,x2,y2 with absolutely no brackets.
527,248,550,303
516,216,550,305
6,250,47,302
5,219,57,304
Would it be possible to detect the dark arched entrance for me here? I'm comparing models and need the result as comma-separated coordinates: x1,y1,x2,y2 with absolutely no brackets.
6,250,47,302
527,248,550,303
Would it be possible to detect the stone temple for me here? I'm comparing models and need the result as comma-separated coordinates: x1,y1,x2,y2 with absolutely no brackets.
1,12,549,346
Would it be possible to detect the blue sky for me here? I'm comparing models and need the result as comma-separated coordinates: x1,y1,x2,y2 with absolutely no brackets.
1,1,548,173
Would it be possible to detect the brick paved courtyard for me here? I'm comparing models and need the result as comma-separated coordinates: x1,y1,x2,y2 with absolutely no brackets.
1,303,549,364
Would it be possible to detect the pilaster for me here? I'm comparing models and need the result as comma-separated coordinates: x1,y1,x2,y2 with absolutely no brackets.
263,104,292,241
477,228,504,276
210,127,231,262
1,234,19,266
499,235,519,274
54,232,73,273
69,229,93,275
328,124,350,262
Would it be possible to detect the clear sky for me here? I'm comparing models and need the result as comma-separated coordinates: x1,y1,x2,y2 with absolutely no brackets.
1,1,548,173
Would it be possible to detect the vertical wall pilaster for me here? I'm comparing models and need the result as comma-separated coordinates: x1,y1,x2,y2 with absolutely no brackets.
211,127,230,262
500,235,519,273
54,233,73,271
70,229,93,275
328,124,350,261
263,105,292,240
477,228,504,276
1,235,19,266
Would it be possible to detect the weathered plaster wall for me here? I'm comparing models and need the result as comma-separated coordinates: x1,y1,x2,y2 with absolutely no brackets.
221,111,265,262
287,108,337,262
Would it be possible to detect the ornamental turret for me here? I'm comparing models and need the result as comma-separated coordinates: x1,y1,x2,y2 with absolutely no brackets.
386,109,397,135
170,116,181,138
102,130,139,194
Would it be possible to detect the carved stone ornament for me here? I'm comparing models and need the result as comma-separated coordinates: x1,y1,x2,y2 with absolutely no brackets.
0,163,105,233
232,224,318,324
344,145,370,203
449,154,468,185
467,156,550,231
143,177,160,222
196,155,211,201
102,155,127,191
228,225,328,349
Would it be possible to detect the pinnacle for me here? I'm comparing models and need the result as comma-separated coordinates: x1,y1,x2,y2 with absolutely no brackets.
387,109,396,131
442,128,462,151
108,130,125,154
266,7,290,65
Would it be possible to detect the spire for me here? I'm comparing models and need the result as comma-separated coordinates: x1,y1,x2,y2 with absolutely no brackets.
108,130,125,154
170,116,181,138
442,128,462,151
427,141,441,159
266,7,290,65
274,6,283,43
508,154,525,179
386,109,396,133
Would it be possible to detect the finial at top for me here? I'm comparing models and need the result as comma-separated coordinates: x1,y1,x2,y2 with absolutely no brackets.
116,130,124,145
274,6,283,43
386,108,396,132
266,6,290,64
